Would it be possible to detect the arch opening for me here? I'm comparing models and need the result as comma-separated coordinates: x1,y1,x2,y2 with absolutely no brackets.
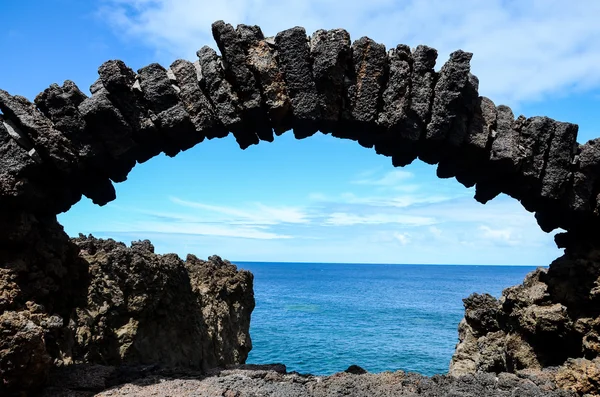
1,19,600,395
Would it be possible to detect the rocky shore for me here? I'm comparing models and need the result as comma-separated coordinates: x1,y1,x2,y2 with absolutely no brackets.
39,363,576,397
3,19,600,396
0,224,254,396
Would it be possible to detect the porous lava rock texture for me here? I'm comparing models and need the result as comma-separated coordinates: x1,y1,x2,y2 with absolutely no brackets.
0,20,595,234
1,19,600,395
39,364,576,396
450,240,600,396
0,227,253,396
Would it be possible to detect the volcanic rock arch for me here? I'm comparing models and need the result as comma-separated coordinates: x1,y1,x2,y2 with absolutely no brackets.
1,20,600,395
1,20,598,238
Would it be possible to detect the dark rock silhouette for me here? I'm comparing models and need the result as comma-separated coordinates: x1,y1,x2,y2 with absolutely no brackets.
1,19,599,395
450,240,600,397
0,20,593,235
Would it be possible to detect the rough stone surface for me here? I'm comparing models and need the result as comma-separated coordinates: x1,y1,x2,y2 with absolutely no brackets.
169,59,226,140
570,139,600,213
137,63,200,156
310,28,351,134
0,21,593,234
2,20,600,397
212,21,273,142
244,34,292,134
422,50,475,164
58,236,254,371
97,60,162,163
0,310,52,393
375,44,419,162
0,224,254,396
78,87,138,185
450,241,600,396
274,26,321,138
0,89,79,172
541,121,578,200
39,365,575,396
347,36,387,147
197,46,246,145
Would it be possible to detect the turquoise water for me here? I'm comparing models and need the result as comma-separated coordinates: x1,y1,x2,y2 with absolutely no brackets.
237,262,538,376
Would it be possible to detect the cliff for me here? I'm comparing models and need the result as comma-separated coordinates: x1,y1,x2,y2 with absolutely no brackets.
450,239,600,396
0,218,254,396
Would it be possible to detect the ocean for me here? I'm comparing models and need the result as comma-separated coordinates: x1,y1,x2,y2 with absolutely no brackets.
237,262,539,376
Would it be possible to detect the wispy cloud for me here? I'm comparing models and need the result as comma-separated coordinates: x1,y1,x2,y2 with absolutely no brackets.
352,169,414,187
110,221,291,239
309,191,460,209
479,225,518,246
324,212,436,227
99,0,600,104
170,196,310,224
393,232,411,245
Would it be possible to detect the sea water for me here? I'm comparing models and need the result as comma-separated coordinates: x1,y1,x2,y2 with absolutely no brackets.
237,262,538,376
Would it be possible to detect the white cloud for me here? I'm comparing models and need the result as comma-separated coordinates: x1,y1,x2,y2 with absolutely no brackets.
352,169,414,187
170,196,309,224
393,232,411,245
99,0,600,104
109,220,291,239
310,191,458,208
324,212,436,226
429,226,442,237
478,225,518,245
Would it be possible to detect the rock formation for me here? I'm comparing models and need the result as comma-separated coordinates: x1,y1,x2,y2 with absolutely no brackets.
450,238,600,395
40,364,576,396
0,21,595,234
1,19,600,395
0,228,254,396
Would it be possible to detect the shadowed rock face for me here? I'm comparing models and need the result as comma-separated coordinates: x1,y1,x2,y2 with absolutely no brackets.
1,19,600,396
449,240,600,396
0,20,594,236
0,223,254,396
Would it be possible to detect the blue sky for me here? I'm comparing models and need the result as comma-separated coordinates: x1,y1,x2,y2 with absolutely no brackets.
1,0,600,265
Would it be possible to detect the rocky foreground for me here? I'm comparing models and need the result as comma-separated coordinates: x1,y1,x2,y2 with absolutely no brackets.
39,364,581,397
0,228,254,396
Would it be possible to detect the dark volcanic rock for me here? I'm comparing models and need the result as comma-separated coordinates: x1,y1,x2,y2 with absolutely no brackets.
197,46,248,145
78,87,138,184
310,28,352,134
347,36,388,146
137,63,200,156
274,26,321,138
0,116,40,205
375,44,419,162
0,89,79,173
245,33,293,135
97,60,163,163
541,121,578,201
421,50,475,164
169,59,227,140
570,139,600,213
40,365,575,396
63,236,254,370
0,211,254,396
0,310,52,393
212,21,273,142
450,241,600,396
0,213,89,396
449,96,497,188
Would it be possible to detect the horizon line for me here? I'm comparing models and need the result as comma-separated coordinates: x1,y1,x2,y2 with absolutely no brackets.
229,260,546,267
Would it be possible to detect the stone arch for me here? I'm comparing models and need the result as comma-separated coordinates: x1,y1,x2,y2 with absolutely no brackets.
0,20,596,240
1,20,600,395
